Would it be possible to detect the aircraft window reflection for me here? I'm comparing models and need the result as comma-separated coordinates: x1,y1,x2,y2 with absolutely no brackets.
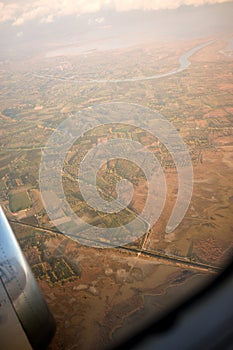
0,1,233,349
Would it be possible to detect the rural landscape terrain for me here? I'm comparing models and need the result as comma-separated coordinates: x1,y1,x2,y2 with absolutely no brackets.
0,2,233,349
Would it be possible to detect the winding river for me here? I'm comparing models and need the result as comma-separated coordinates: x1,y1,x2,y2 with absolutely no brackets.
34,40,215,84
91,40,215,83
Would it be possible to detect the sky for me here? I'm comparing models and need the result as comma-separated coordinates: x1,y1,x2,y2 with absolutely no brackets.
0,0,232,59
0,0,232,26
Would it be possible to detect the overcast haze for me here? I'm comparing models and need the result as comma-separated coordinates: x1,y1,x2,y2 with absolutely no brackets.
0,0,232,25
0,1,232,59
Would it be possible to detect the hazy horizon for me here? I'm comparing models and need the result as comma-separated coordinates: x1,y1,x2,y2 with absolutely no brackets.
1,1,233,59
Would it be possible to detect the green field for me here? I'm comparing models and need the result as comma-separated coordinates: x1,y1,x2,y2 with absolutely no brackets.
9,191,31,213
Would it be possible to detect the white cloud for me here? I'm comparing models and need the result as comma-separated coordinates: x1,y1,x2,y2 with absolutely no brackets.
16,31,23,37
40,14,54,24
95,16,105,24
111,0,232,11
0,2,19,22
0,0,231,26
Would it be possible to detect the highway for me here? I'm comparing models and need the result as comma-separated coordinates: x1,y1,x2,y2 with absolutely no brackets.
9,218,220,274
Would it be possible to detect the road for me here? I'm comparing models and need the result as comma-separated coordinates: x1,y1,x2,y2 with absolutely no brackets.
9,218,220,274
